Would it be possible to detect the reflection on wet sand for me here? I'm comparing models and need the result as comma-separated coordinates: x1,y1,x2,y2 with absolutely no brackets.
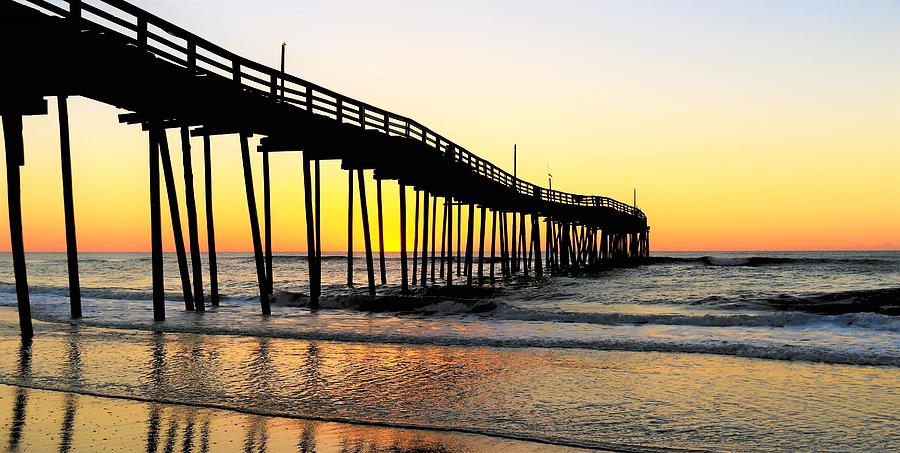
0,384,572,452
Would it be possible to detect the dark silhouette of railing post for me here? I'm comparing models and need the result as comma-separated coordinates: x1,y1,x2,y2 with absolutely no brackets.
399,184,408,292
240,133,270,314
376,179,386,285
2,110,34,338
357,170,376,296
148,128,165,321
57,96,81,318
157,129,194,311
180,127,204,311
202,135,219,305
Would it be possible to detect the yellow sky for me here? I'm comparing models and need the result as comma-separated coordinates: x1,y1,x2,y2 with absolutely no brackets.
0,0,898,252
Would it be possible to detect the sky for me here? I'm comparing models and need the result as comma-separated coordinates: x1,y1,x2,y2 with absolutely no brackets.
1,0,898,252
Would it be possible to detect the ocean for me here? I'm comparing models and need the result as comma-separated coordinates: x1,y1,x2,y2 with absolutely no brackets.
0,251,898,451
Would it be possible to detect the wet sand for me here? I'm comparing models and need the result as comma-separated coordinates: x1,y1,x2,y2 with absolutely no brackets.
0,384,589,452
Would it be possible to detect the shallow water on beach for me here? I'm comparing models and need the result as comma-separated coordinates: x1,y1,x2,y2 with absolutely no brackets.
0,251,898,450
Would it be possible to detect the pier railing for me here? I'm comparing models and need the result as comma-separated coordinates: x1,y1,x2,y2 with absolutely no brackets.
19,0,645,221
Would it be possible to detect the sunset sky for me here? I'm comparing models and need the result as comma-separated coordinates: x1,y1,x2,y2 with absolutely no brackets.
1,0,897,252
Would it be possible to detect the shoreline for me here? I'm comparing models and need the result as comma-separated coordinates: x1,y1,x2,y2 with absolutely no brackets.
0,383,597,452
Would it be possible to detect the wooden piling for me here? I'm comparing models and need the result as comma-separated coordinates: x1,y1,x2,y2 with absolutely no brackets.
357,170,376,296
202,135,219,306
302,156,320,309
447,198,453,286
532,215,542,277
511,211,518,273
477,206,486,285
148,130,165,320
521,213,529,278
399,184,408,292
430,196,437,284
315,160,322,282
376,179,386,285
263,149,272,295
347,170,353,287
490,210,497,284
57,96,81,318
412,190,419,286
465,204,475,286
240,133,271,315
2,113,33,337
439,199,447,280
157,129,195,311
420,192,430,287
180,127,205,311
456,203,461,277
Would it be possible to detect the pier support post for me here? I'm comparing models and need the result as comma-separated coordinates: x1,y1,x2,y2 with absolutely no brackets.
456,203,461,277
399,184,408,292
158,129,195,311
521,213,529,278
347,170,354,287
376,179,386,285
412,190,419,286
302,155,320,309
148,129,165,321
262,150,273,296
490,210,497,284
430,196,437,284
202,136,219,306
57,96,81,318
315,160,322,287
2,113,32,337
240,133,270,315
439,199,447,280
465,203,475,286
446,198,453,286
180,127,205,311
532,214,542,277
357,170,376,296
421,192,430,287
477,206,486,285
511,212,518,273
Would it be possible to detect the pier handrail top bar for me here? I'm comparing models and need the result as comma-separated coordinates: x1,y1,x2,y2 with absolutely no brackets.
16,0,645,221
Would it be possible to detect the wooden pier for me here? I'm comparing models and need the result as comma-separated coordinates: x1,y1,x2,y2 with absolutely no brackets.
0,0,649,338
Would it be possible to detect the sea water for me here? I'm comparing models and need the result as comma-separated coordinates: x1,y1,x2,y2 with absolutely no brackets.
0,251,897,450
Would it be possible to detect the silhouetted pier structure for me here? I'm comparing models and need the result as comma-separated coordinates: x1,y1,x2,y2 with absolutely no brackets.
1,0,649,338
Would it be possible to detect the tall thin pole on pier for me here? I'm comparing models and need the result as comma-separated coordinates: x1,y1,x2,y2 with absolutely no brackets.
57,96,81,318
180,127,205,311
158,130,194,311
202,135,219,305
302,155,320,309
2,113,33,338
347,170,354,287
357,170,376,296
376,179,386,285
240,133,270,315
399,184,408,292
149,130,164,321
